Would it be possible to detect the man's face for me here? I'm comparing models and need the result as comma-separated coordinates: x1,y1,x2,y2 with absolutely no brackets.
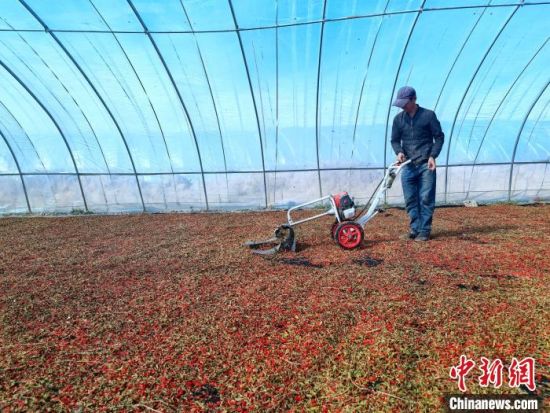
403,97,417,113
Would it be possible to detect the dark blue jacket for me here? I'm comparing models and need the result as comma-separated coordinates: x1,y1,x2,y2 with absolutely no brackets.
391,105,445,165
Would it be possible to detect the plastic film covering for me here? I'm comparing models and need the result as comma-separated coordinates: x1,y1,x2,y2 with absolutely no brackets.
0,0,548,213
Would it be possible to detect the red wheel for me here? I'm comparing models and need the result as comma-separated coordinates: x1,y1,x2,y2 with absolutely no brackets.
335,221,364,250
330,220,339,240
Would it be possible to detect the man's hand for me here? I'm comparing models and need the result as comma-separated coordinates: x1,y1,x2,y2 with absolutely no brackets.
397,152,406,163
428,156,436,171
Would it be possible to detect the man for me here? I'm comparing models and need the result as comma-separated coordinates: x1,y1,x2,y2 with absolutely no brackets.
390,86,444,241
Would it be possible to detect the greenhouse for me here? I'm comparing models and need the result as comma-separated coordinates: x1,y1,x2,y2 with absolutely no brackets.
0,1,548,411
0,0,548,213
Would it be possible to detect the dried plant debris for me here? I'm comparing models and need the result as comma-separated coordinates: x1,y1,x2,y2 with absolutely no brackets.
0,204,548,411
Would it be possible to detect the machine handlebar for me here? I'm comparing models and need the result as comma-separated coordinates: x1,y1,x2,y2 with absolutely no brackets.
393,154,424,167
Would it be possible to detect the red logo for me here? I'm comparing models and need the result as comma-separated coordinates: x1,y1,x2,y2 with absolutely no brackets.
450,356,536,392
478,357,504,388
508,357,536,392
449,355,476,392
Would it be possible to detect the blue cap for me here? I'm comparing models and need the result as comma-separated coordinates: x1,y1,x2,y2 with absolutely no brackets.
392,86,416,109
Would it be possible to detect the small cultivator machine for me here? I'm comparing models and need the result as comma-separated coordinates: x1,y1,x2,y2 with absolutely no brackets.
245,159,413,255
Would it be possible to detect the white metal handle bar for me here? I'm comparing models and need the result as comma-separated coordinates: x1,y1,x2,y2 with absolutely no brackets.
286,159,414,228
287,195,335,226
356,159,412,227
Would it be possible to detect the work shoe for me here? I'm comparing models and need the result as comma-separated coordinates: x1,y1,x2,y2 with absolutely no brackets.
400,231,418,240
415,233,430,242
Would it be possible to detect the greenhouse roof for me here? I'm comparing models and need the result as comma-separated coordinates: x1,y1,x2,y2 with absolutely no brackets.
0,0,548,213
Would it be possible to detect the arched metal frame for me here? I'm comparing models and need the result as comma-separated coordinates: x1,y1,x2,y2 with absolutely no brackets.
314,0,328,197
177,0,231,200
273,1,279,204
0,58,89,211
0,99,48,172
99,5,192,207
0,24,114,181
463,38,549,199
508,81,549,200
351,0,391,161
227,0,268,208
0,126,31,212
443,5,520,203
383,0,427,204
94,0,177,210
433,7,488,112
18,0,146,212
127,0,210,210
178,0,229,176
0,1,548,213
91,1,176,178
2,3,549,35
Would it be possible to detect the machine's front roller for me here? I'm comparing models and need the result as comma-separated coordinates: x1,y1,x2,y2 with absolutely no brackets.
244,224,296,255
334,221,364,250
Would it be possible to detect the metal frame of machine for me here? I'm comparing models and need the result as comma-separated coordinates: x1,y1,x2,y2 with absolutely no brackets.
245,159,413,254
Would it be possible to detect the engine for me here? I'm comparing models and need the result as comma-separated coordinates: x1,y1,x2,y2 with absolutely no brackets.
332,192,356,221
